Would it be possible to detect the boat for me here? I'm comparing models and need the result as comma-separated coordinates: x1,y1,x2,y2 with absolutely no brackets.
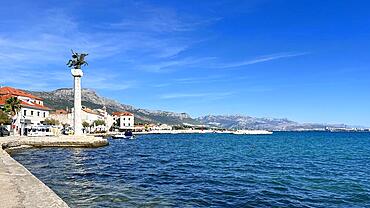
112,130,135,139
232,130,273,135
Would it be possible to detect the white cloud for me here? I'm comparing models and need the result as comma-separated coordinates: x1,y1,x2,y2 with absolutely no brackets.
137,57,216,73
0,5,215,89
160,92,233,99
107,2,218,33
216,52,308,69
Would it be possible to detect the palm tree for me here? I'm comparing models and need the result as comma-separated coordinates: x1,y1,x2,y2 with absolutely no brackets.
4,97,22,135
0,110,11,125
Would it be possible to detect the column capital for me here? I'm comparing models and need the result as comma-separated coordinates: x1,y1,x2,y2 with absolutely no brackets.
71,69,84,77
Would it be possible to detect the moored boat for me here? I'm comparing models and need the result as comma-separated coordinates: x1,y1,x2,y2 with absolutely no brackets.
112,130,135,139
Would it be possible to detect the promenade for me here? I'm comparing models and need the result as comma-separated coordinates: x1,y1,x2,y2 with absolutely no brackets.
0,135,108,208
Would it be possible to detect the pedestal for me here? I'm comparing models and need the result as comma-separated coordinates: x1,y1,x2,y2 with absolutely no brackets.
71,69,83,136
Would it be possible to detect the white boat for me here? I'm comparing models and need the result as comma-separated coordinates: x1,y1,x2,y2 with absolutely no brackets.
232,130,273,135
112,131,135,139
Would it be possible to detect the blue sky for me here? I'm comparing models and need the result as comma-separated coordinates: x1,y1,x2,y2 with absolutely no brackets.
0,0,369,126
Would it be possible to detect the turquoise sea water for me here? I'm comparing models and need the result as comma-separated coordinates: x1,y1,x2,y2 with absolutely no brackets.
11,132,370,207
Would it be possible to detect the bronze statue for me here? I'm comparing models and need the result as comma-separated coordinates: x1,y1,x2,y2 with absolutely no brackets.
67,50,88,69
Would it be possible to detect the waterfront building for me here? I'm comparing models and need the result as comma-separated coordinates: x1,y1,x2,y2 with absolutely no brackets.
134,124,146,132
0,86,51,135
133,123,173,132
81,107,104,125
93,106,115,131
49,109,71,126
49,106,114,133
112,112,134,130
152,124,173,131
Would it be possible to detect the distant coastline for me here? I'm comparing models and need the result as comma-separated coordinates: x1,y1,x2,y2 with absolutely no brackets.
27,88,368,132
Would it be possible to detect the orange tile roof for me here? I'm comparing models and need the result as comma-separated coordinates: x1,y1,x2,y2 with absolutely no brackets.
0,94,50,111
112,111,134,116
0,95,10,106
0,86,43,100
83,108,101,115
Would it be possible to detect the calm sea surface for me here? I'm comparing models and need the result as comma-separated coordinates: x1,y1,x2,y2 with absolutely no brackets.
11,132,370,207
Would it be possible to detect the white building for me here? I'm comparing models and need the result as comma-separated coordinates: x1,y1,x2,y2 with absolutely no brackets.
48,109,71,126
80,107,104,125
94,106,115,131
152,124,172,131
0,86,51,135
113,112,134,130
49,106,114,133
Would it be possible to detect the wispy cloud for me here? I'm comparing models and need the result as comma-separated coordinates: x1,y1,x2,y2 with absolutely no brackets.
83,70,137,91
216,52,308,69
152,75,251,88
160,92,234,99
0,3,218,90
107,2,219,33
0,1,307,100
137,57,216,73
0,69,70,91
141,52,307,74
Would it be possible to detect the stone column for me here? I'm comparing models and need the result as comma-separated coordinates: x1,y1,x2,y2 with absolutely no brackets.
71,69,83,136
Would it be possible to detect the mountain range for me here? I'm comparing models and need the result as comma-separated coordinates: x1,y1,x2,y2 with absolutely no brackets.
196,115,348,131
29,88,199,125
28,88,350,130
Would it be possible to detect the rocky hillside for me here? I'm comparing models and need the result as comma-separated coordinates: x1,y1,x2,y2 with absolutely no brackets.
197,115,347,131
29,88,200,125
27,88,351,130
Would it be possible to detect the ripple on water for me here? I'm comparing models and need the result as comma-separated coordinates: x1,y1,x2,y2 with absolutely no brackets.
10,132,370,208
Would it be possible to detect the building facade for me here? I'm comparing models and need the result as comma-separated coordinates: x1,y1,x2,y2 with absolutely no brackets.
112,112,134,130
49,106,114,133
0,87,51,135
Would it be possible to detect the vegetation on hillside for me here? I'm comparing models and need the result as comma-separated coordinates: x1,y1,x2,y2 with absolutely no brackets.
33,89,200,125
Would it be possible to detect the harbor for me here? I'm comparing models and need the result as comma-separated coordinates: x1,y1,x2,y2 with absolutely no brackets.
1,0,369,207
9,132,370,207
132,129,273,135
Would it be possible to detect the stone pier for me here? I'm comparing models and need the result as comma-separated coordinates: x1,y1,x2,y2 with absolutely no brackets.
0,136,108,207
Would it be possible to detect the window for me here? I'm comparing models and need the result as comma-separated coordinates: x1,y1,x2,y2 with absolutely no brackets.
37,112,40,117
31,111,34,116
43,112,46,117
24,110,27,116
128,118,130,120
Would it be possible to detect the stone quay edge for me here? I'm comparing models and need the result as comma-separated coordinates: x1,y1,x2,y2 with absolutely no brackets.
0,135,109,207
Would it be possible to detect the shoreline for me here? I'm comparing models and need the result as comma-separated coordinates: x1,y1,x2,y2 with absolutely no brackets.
0,135,108,208
133,129,273,135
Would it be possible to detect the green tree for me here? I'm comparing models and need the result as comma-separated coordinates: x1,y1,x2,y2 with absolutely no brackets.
4,97,22,134
82,121,90,128
43,118,60,126
0,110,11,125
93,119,106,126
4,97,21,117
82,121,90,133
112,119,120,130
